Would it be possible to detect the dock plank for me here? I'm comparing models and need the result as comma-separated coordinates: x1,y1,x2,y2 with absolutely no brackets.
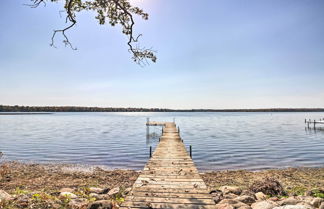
121,122,216,209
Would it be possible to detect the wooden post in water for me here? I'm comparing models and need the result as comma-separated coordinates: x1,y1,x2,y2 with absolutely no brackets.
189,145,192,158
149,146,152,158
146,117,150,139
314,120,316,129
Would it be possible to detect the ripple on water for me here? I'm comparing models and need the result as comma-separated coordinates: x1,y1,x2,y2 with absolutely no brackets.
0,112,324,170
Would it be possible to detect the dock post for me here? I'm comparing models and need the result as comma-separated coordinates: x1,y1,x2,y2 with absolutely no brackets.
149,146,152,158
314,120,316,129
146,117,150,139
189,145,192,158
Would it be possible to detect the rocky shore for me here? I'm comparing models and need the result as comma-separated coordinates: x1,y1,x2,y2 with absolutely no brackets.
0,162,323,209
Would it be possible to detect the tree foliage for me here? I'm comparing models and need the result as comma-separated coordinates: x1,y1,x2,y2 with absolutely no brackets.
28,0,156,65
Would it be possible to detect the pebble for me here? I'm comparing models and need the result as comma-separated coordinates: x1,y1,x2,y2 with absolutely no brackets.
89,187,104,194
255,192,267,200
59,192,77,199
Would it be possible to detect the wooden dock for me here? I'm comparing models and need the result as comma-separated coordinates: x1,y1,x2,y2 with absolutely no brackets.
121,122,216,209
305,118,324,129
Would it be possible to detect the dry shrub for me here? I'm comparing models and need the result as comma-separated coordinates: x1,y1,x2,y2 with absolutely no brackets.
250,177,286,196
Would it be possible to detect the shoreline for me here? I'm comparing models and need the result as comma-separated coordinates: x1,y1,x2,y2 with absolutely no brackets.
0,162,323,208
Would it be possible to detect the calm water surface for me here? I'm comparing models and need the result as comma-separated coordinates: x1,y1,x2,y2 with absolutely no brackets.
0,112,324,171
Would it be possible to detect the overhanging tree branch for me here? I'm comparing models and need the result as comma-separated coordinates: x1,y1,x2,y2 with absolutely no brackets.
28,0,157,64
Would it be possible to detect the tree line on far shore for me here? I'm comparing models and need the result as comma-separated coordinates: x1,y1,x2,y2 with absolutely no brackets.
1,105,324,112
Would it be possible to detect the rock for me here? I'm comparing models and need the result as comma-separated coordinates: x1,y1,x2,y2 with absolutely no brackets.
107,187,120,196
223,193,238,199
219,199,240,205
319,202,324,209
219,186,242,195
210,190,224,204
59,188,74,193
218,199,249,208
251,200,277,209
69,198,88,208
280,197,300,205
216,203,234,209
255,192,267,200
310,197,322,208
87,200,113,209
60,192,77,199
296,203,314,209
273,206,313,209
238,206,252,209
0,190,12,201
89,187,104,194
241,190,256,196
235,195,256,204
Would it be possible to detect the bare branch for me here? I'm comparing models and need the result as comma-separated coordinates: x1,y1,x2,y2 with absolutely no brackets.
27,0,157,64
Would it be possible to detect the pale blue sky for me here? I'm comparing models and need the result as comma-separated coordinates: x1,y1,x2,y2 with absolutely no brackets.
0,0,324,109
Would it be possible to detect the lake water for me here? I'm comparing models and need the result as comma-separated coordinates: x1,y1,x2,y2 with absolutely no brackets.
0,112,324,171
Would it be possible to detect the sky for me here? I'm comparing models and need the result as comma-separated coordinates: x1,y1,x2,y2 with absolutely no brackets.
0,0,324,109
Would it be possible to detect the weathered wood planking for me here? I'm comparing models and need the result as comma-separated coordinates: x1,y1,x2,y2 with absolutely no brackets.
120,122,216,209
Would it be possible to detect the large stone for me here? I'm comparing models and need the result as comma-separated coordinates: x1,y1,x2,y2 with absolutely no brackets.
251,200,277,209
273,206,313,209
215,203,234,209
220,186,242,195
87,200,113,209
59,192,77,199
280,197,300,205
223,193,239,199
0,190,12,201
255,192,267,200
235,195,256,204
218,199,249,208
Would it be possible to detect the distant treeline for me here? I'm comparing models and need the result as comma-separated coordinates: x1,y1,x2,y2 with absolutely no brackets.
1,105,324,112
